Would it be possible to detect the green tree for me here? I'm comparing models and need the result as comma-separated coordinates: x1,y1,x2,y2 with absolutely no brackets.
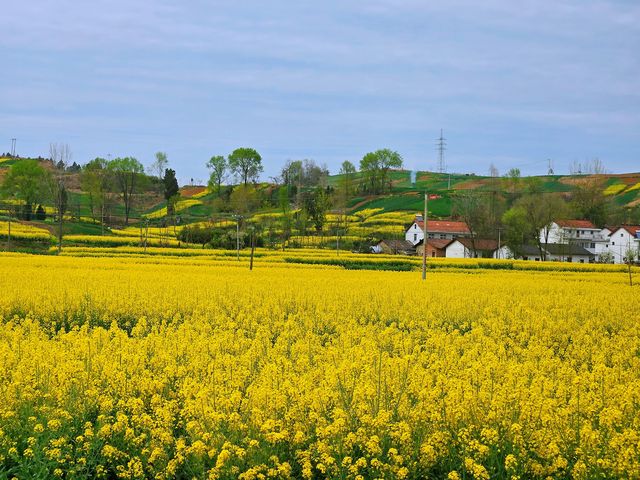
207,155,227,196
163,168,180,216
360,149,402,194
1,159,48,220
502,206,531,258
108,157,145,225
228,148,263,186
339,160,356,200
80,158,111,225
303,187,331,232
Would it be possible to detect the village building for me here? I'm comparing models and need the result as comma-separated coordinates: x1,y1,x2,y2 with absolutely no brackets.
539,220,608,258
514,243,595,263
372,239,416,255
605,225,640,263
405,215,470,245
415,238,453,258
445,238,508,259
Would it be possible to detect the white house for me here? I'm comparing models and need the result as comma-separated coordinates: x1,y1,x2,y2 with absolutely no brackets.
539,220,608,259
444,238,506,259
512,244,595,263
405,215,470,246
605,226,640,263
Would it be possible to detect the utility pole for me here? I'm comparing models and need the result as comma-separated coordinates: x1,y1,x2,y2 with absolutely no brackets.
233,214,243,261
249,226,255,270
436,129,447,174
422,192,428,280
497,227,503,259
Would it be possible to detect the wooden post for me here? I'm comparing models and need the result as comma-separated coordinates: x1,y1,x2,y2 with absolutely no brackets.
422,192,428,280
249,228,255,270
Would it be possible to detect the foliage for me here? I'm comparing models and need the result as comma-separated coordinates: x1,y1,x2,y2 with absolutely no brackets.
228,148,263,186
107,157,146,225
1,159,48,211
207,155,227,195
360,149,403,194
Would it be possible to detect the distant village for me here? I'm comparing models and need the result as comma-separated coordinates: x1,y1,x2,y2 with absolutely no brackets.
373,215,640,264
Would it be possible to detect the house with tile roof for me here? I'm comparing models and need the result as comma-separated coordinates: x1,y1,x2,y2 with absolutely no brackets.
405,215,470,246
539,219,609,259
605,225,640,263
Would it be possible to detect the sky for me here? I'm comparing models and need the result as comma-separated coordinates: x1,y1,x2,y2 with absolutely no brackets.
1,0,639,184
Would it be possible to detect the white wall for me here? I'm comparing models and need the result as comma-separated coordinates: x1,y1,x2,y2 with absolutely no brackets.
445,241,466,258
405,223,423,245
607,228,640,264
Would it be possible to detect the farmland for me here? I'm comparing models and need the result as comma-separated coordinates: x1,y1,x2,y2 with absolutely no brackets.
0,252,639,478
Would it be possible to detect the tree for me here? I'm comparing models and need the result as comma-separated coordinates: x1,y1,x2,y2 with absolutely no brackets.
207,155,227,196
453,191,493,257
81,158,112,227
503,168,522,198
47,143,73,252
360,149,402,194
303,186,331,232
163,168,180,216
230,185,259,215
228,148,263,186
339,160,356,200
1,159,48,220
279,186,292,249
571,177,608,226
515,194,567,260
108,157,145,225
502,206,531,258
152,152,168,179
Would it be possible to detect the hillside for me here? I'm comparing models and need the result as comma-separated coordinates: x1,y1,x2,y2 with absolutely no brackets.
1,156,639,250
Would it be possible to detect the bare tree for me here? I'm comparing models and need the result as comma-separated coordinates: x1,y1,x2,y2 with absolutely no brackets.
48,142,72,252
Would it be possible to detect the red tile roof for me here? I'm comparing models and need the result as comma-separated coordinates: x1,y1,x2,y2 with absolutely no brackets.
612,225,640,236
455,238,499,251
425,238,455,249
413,219,470,234
555,219,597,229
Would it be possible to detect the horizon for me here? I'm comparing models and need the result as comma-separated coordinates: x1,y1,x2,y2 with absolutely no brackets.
2,1,639,185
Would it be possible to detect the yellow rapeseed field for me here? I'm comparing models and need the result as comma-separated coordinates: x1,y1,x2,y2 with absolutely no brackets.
0,252,639,479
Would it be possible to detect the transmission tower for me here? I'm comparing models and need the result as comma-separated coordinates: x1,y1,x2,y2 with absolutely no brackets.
547,158,554,175
436,129,446,173
10,138,16,157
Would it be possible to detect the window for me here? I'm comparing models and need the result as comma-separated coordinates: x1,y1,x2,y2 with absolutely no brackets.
590,243,595,248
567,257,572,262
413,234,417,241
612,241,615,245
579,259,584,263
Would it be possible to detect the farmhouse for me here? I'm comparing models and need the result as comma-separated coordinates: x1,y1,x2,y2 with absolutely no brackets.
540,220,608,258
445,238,507,259
405,215,470,245
415,238,453,257
604,225,640,263
372,239,416,255
514,243,595,263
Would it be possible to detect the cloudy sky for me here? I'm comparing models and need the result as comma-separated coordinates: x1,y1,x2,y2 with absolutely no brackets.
1,0,638,183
